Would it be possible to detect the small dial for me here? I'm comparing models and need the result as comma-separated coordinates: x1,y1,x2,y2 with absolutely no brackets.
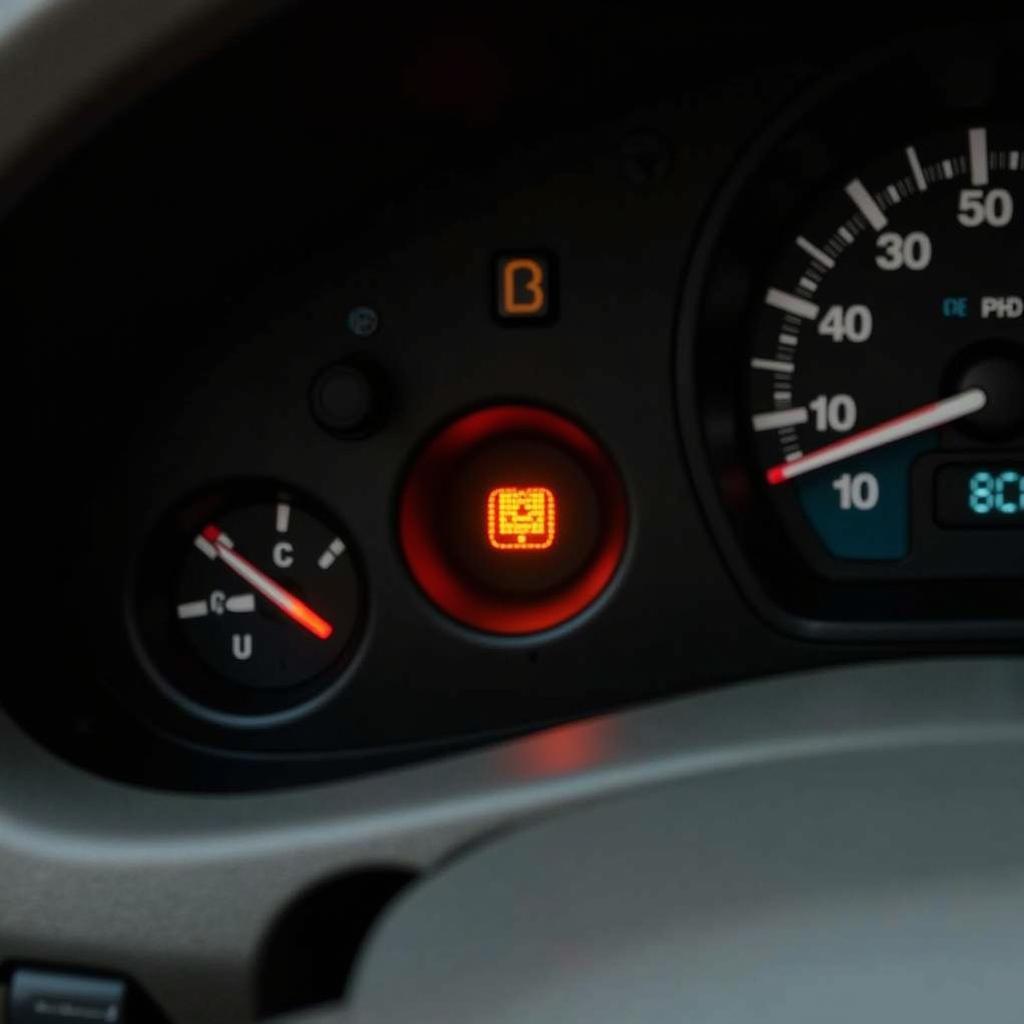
176,499,360,687
137,488,363,718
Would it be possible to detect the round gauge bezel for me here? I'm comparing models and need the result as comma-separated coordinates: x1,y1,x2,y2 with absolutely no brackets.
398,404,630,636
131,482,367,726
676,26,1024,640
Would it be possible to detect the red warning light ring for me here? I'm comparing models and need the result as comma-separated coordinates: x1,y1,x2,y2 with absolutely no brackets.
399,405,628,635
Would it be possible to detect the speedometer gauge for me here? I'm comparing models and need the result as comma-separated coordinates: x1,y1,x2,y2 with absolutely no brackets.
751,124,1023,564
680,32,1024,638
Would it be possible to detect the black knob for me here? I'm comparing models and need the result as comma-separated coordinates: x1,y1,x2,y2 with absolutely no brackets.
954,352,1024,440
310,361,384,437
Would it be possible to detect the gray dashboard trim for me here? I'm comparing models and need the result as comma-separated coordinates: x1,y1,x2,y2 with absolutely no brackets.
1,658,1022,1021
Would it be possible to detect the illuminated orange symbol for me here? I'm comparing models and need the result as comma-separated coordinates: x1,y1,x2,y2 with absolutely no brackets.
498,257,548,317
487,486,556,550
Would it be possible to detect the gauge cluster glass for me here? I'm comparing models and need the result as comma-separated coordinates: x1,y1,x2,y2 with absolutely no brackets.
749,124,1023,574
8,6,1020,797
681,36,1024,637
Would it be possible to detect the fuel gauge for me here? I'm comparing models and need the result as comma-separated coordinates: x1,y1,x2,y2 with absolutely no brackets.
136,487,363,720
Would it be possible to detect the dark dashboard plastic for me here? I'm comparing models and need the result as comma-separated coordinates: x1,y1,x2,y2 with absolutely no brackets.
4,6,1020,792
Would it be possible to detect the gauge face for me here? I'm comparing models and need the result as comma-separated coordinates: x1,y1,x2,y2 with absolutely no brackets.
749,124,1023,570
137,489,363,718
683,36,1024,636
176,500,360,687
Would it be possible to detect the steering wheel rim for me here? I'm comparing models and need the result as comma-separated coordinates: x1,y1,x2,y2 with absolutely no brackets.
2,655,1021,1021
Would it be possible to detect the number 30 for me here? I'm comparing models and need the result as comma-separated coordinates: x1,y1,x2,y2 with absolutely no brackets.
875,231,932,270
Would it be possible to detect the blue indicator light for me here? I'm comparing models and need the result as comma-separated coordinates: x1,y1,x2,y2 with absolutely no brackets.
942,296,969,318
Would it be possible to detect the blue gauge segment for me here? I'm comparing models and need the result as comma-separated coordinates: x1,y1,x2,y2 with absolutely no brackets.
796,433,937,560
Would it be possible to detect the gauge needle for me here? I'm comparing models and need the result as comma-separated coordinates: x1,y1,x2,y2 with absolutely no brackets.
765,387,987,485
201,525,334,640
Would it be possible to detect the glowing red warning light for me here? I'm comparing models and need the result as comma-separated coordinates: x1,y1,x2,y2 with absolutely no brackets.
487,487,556,551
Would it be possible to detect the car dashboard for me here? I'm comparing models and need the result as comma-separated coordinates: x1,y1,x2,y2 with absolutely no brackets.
0,5,1021,1023
4,7,1020,794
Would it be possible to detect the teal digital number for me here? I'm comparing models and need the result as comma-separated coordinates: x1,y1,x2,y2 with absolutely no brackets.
969,470,1022,516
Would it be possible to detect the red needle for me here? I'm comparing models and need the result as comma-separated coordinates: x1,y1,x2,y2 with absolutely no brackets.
765,388,987,485
201,525,334,640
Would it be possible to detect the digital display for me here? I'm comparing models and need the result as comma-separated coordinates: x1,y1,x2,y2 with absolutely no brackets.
934,463,1024,528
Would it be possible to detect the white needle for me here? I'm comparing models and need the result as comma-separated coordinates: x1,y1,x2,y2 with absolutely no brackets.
201,524,334,639
766,388,987,484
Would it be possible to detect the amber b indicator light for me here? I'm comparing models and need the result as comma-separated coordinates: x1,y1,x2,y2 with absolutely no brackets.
494,254,556,322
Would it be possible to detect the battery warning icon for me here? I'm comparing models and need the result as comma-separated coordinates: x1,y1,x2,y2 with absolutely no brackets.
487,487,557,551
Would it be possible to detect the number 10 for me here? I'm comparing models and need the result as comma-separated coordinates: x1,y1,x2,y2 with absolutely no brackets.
833,472,880,511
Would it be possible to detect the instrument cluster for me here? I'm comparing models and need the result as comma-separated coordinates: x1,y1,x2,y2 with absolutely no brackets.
6,11,1020,791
